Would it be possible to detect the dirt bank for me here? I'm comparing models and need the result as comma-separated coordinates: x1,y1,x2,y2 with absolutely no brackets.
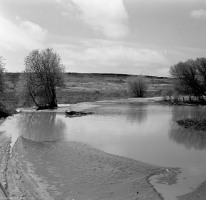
0,128,168,200
178,181,206,200
13,137,168,200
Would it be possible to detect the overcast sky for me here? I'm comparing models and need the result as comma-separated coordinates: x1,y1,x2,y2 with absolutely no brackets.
0,0,206,76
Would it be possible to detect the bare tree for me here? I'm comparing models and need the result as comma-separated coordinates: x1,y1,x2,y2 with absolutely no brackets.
18,48,65,109
170,59,206,101
127,75,148,97
196,57,206,92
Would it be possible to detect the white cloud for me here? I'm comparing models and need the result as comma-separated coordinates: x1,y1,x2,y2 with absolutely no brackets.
0,14,47,51
133,0,206,3
52,39,168,76
59,0,129,39
190,9,206,20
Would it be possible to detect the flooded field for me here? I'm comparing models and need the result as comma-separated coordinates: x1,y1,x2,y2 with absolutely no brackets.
1,102,206,200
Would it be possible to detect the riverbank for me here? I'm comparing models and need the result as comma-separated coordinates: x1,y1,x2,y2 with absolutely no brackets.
0,131,171,200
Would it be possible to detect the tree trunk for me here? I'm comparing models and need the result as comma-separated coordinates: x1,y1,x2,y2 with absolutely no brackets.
49,88,57,108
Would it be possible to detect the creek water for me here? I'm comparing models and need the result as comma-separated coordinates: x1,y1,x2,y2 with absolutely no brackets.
1,102,206,200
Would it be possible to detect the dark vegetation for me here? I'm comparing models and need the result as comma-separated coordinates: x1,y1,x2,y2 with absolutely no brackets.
127,75,148,97
0,57,14,118
162,57,206,105
177,118,206,131
65,111,94,118
17,48,65,109
0,103,10,118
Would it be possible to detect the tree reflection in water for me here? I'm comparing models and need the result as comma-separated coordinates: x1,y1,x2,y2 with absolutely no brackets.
171,105,206,122
18,113,66,142
169,127,206,150
169,106,206,150
126,103,147,124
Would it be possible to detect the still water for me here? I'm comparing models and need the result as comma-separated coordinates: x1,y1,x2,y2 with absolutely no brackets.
1,103,206,199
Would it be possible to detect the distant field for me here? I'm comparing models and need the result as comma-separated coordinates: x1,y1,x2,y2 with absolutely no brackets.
4,73,173,105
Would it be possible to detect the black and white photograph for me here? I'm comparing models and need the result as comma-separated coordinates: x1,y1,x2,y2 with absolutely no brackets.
0,0,206,199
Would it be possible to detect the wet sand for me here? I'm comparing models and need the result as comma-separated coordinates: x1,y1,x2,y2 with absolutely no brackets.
0,135,168,200
177,182,206,200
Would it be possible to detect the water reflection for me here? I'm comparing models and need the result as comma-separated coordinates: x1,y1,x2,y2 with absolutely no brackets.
169,127,206,150
90,103,148,124
168,106,206,150
171,106,206,122
126,103,147,124
18,113,66,142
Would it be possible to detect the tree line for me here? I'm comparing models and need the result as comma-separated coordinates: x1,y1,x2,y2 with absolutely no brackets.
1,48,206,115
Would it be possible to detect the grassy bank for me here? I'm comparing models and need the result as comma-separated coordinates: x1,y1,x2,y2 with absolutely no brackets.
2,72,172,106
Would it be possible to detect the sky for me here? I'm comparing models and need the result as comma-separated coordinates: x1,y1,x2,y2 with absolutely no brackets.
0,0,206,76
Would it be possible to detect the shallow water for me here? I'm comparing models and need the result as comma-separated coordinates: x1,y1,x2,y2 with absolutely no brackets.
1,103,206,199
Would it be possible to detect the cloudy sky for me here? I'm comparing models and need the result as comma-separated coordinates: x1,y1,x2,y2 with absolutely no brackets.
0,0,206,76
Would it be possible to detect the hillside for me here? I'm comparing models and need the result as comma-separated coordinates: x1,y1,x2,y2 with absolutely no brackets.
4,73,173,105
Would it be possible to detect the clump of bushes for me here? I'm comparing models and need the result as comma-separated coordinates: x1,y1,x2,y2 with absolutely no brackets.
0,57,9,118
177,118,206,131
0,103,11,118
127,75,148,97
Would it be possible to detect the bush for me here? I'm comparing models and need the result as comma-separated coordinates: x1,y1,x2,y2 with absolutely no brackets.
0,102,11,118
127,75,148,97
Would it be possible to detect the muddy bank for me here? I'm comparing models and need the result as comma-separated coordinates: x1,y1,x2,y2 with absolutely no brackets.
0,132,10,199
0,131,168,200
178,181,206,200
11,137,167,200
0,132,42,200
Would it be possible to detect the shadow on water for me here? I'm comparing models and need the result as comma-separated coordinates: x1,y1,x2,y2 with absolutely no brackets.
17,113,66,142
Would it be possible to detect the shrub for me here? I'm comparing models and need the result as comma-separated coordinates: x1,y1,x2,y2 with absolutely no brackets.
127,75,148,97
